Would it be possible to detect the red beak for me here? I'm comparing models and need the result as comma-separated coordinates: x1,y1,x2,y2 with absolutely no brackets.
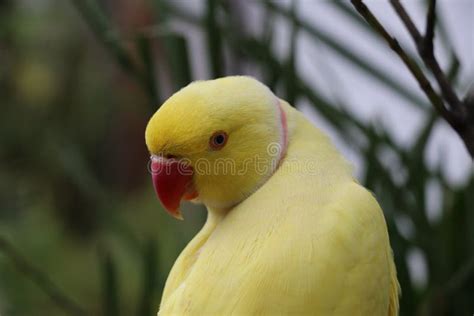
149,155,195,220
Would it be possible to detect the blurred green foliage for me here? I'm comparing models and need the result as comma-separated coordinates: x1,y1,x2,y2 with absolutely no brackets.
0,0,472,315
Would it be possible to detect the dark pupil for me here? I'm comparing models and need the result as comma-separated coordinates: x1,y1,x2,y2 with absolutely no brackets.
214,134,225,145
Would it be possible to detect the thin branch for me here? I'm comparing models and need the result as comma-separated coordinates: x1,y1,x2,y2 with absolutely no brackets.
389,0,465,117
424,0,436,54
389,0,423,43
350,0,474,158
349,0,451,122
0,236,87,316
465,87,474,108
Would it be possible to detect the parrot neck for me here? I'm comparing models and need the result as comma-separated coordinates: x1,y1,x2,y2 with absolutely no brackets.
276,99,288,167
205,100,289,215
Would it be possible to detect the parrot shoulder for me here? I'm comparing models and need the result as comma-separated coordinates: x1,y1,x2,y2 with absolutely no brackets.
271,180,399,315
316,181,399,316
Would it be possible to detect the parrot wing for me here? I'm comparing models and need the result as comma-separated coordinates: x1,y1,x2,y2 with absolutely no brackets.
159,182,399,316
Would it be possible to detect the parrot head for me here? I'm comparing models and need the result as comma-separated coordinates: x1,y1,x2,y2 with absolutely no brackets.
145,76,287,219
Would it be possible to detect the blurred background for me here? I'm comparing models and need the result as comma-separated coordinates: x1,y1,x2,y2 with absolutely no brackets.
0,0,473,315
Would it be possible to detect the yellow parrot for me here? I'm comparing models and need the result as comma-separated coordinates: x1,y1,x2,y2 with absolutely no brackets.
145,76,400,315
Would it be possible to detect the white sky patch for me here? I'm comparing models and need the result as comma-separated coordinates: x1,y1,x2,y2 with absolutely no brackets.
395,214,416,240
406,247,429,290
425,178,444,224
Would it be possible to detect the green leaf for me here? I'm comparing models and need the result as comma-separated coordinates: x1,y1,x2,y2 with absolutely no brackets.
261,6,279,90
447,54,460,84
162,34,193,90
137,239,159,316
100,250,120,316
151,0,170,23
136,35,161,108
71,0,139,78
285,1,299,105
411,110,437,160
71,0,161,105
205,0,224,77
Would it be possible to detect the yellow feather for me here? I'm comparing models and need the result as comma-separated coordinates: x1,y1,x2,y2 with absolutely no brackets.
145,77,400,315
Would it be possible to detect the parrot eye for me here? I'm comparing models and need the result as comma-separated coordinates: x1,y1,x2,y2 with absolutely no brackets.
209,131,228,150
